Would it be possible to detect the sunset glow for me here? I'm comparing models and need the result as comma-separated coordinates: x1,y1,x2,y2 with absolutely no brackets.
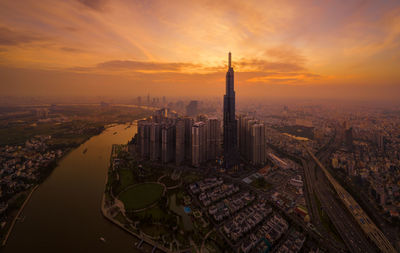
1,0,399,99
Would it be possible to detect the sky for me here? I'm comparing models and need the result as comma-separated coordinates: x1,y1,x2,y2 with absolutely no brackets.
0,0,399,101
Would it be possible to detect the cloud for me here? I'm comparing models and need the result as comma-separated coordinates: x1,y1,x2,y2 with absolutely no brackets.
264,46,306,65
69,60,201,72
77,0,108,11
70,56,308,74
237,58,305,72
246,72,321,84
0,26,46,46
66,56,320,86
96,60,199,71
60,47,83,53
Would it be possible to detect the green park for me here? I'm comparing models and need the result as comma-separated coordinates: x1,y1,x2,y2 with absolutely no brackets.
102,144,223,252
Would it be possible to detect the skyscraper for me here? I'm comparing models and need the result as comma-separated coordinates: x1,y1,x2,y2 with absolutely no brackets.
250,123,266,165
150,123,161,161
223,52,239,169
175,119,185,165
184,117,193,161
207,118,221,160
192,121,207,167
137,120,151,159
161,125,174,164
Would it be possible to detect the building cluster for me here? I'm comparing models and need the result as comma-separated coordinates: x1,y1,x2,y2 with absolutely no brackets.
188,174,306,252
198,183,239,208
241,214,289,253
332,144,400,219
276,229,306,253
223,202,272,241
328,110,400,221
135,94,168,107
208,191,255,221
189,178,253,223
245,157,308,223
238,115,266,165
0,136,63,217
135,108,221,167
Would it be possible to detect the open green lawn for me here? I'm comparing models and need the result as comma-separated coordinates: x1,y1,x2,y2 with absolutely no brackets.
119,183,164,210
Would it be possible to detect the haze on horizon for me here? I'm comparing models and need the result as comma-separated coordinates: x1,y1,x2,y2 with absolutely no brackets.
0,0,400,101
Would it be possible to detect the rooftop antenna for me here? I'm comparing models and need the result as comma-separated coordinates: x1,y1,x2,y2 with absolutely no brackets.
228,52,231,68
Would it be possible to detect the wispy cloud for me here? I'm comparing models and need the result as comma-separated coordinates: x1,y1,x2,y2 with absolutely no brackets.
77,0,108,11
0,26,47,46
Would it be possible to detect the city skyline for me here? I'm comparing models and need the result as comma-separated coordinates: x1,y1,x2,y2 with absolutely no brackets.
1,0,400,100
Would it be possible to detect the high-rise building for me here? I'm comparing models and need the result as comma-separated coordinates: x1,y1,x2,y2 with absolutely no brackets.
207,118,221,160
238,115,252,158
175,119,185,165
184,117,193,161
137,120,151,159
223,52,239,169
192,121,207,167
238,115,266,165
250,123,266,165
245,119,258,160
150,123,161,161
161,125,175,164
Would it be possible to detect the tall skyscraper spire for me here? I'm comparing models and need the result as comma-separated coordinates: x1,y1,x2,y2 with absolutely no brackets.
223,52,239,169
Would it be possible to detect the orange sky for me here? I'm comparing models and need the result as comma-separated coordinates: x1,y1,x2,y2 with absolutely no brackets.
0,0,399,100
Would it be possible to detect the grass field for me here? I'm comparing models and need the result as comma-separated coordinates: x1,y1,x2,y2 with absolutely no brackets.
119,183,164,210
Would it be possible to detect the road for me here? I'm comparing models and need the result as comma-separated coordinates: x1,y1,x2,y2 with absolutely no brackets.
307,145,397,253
303,142,377,253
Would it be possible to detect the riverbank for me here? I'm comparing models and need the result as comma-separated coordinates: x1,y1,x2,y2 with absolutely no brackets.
1,184,39,247
101,192,171,253
101,145,171,253
1,122,151,253
0,127,105,247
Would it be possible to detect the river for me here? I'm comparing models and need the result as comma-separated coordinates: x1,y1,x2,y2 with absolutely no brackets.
3,123,141,253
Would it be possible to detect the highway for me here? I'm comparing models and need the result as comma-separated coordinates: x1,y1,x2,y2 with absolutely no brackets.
305,145,397,253
303,157,373,253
